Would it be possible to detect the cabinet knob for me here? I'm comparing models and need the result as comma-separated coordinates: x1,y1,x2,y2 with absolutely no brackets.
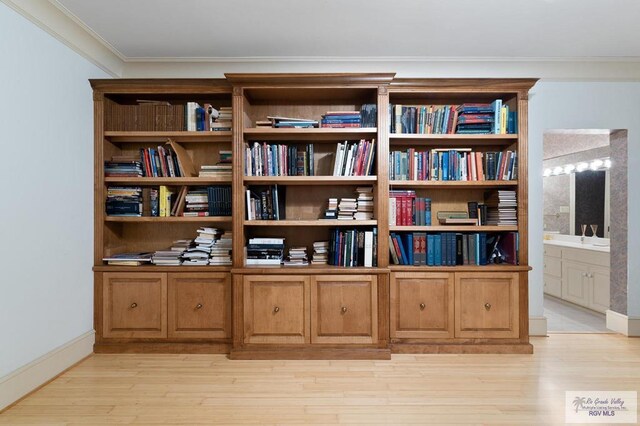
273,306,280,313
588,273,593,278
195,303,203,310
484,303,492,311
419,303,426,310
341,306,348,314
130,302,138,309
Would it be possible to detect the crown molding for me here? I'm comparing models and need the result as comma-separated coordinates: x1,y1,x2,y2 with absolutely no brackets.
1,0,124,77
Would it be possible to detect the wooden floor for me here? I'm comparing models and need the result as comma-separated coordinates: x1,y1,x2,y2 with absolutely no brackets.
1,334,639,424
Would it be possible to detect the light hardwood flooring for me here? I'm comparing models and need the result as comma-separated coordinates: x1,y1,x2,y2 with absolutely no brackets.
2,335,640,424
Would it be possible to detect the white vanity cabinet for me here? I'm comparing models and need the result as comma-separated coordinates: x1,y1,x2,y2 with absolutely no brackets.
544,242,610,314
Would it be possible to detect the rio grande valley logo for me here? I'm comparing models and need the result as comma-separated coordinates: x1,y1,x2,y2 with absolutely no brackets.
566,391,637,423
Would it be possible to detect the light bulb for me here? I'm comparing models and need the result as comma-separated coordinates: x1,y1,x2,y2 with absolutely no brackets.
590,159,603,170
604,159,612,168
543,168,552,177
553,166,563,175
564,164,575,174
576,162,589,172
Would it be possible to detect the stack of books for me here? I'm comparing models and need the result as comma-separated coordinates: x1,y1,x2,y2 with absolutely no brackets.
102,252,152,266
212,107,232,131
338,197,357,220
485,190,517,226
332,139,376,176
199,156,232,179
355,186,374,220
188,227,219,263
324,198,338,219
284,247,309,266
152,247,184,266
104,156,143,177
246,237,285,266
311,241,329,265
244,142,314,176
320,111,361,128
360,104,377,128
268,116,318,128
106,187,142,217
456,103,495,134
209,231,232,265
184,188,209,217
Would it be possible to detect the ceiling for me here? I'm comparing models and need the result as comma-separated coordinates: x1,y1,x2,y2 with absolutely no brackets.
54,0,640,60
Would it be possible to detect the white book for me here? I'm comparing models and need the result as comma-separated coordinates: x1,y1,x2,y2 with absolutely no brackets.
344,144,355,176
364,231,373,267
246,189,253,220
332,142,343,176
389,197,396,226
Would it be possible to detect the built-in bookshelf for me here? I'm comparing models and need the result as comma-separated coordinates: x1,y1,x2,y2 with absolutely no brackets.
91,75,536,357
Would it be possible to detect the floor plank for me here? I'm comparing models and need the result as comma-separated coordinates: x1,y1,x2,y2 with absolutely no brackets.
1,335,640,424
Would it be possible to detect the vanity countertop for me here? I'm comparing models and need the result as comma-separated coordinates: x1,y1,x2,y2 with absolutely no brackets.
543,238,610,253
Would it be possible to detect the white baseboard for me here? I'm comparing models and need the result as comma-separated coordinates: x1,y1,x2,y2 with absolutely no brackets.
0,330,94,411
606,310,640,336
529,316,548,336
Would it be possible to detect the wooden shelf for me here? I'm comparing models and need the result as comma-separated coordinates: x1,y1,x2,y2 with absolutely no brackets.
389,225,518,232
243,127,377,141
244,176,377,185
233,266,389,275
245,220,377,227
104,177,231,185
105,216,231,223
389,133,516,146
104,131,232,143
94,265,231,272
389,180,517,188
389,264,531,272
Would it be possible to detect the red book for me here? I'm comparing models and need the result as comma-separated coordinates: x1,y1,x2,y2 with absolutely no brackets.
396,197,402,226
391,236,403,264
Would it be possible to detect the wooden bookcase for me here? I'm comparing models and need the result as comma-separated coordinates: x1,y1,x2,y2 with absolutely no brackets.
91,75,536,357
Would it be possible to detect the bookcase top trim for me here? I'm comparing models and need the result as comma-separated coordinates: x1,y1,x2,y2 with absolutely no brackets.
225,73,396,86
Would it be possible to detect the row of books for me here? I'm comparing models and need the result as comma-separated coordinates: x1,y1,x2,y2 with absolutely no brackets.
104,145,184,178
389,149,517,181
256,116,319,128
389,232,518,266
254,105,377,130
245,185,286,220
332,139,376,176
284,247,309,266
106,187,142,216
389,101,517,135
328,228,377,267
389,191,431,226
244,143,314,176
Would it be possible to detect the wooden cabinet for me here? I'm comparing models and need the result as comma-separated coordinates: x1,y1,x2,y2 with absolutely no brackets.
243,276,310,344
103,272,167,338
390,272,454,339
168,273,231,339
454,272,519,339
311,275,378,344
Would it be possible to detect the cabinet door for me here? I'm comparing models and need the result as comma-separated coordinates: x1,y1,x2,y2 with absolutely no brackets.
562,260,589,307
103,273,167,338
544,275,562,298
588,265,610,313
168,273,231,339
243,276,310,344
390,272,454,339
454,272,519,339
311,275,377,344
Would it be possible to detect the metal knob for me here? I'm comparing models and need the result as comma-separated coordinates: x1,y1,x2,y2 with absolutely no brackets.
130,302,138,309
273,306,280,313
419,303,426,310
195,303,203,310
341,306,348,314
484,303,491,311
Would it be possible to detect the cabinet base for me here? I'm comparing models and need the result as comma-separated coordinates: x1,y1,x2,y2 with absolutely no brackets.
94,342,231,354
230,346,391,360
390,342,533,354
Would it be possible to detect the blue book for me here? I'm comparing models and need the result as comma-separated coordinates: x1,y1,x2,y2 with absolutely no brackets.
442,152,449,181
490,99,502,134
441,233,448,266
474,233,480,265
507,111,518,134
427,234,435,266
394,234,408,265
479,233,487,265
450,233,457,266
434,234,442,266
405,233,414,266
425,198,432,226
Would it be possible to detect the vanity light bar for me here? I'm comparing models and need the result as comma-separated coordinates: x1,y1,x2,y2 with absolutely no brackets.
543,157,611,176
